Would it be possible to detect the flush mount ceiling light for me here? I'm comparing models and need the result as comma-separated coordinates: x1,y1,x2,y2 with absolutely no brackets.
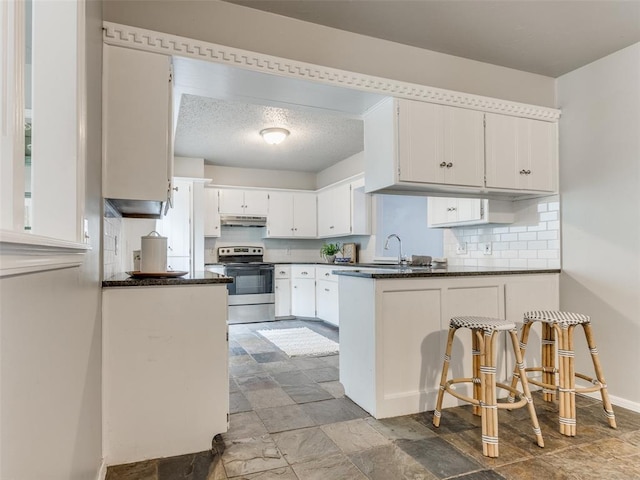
260,127,290,145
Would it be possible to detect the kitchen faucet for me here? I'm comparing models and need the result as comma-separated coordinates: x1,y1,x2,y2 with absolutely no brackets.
384,234,406,265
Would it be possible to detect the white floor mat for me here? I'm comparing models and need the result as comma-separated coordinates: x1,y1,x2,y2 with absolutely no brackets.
257,327,339,357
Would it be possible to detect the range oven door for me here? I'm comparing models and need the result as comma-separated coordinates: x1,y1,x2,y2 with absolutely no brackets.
224,264,275,323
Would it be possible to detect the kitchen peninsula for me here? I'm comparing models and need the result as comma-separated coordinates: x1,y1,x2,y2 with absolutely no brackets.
334,267,560,419
102,272,232,465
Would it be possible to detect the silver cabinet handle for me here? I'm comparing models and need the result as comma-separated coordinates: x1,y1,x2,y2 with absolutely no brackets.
329,226,334,229
446,162,453,168
325,288,330,292
446,207,457,212
279,270,286,274
520,169,532,175
301,271,308,275
526,169,532,175
439,162,447,168
325,272,330,276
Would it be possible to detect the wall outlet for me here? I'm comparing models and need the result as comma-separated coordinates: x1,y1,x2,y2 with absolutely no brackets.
456,242,467,255
483,243,492,255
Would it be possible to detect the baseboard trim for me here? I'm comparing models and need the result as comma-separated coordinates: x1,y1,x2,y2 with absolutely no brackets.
96,459,107,480
580,392,640,413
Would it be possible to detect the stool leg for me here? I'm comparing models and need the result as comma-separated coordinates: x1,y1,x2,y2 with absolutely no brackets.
542,322,557,402
509,329,545,448
558,324,576,436
472,329,482,416
433,326,457,428
582,322,617,429
508,320,532,402
481,329,499,458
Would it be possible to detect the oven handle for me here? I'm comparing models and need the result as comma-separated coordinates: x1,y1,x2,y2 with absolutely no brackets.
225,265,275,271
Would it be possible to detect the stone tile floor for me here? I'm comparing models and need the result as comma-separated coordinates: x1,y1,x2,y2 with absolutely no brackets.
107,319,640,480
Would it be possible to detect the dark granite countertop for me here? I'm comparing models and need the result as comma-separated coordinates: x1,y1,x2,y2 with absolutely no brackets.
102,271,233,288
333,266,561,279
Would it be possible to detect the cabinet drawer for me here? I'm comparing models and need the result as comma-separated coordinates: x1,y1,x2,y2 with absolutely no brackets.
292,265,315,279
315,266,344,282
274,265,291,279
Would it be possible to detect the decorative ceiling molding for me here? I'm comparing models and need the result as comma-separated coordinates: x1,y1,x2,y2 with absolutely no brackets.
103,22,560,122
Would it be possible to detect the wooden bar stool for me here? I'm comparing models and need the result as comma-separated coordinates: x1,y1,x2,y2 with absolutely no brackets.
509,311,617,436
433,316,544,458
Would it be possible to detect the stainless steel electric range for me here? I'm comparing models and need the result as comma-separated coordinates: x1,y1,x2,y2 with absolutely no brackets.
217,246,275,324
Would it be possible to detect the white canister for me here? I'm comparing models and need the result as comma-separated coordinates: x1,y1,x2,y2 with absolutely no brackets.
140,231,168,273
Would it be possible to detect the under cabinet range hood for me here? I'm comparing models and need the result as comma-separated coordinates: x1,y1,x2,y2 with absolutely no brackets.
220,215,267,227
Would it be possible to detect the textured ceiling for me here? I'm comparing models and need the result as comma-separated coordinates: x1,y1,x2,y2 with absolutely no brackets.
174,95,364,172
225,0,640,78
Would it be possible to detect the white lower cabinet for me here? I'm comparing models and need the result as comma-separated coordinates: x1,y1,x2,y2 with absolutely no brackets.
291,266,316,318
274,265,292,318
102,284,228,465
315,266,342,326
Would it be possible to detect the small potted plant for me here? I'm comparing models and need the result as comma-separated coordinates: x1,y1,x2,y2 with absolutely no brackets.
320,242,341,263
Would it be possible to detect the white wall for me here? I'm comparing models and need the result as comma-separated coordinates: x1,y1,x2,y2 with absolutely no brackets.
557,43,640,410
316,151,365,189
204,165,316,190
102,0,556,107
0,1,104,478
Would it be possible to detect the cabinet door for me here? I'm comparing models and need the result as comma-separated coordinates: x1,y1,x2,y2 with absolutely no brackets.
398,100,484,187
292,192,317,237
204,188,220,237
485,113,557,192
218,189,245,215
158,180,191,258
456,198,483,223
332,183,352,235
427,197,451,226
291,279,316,318
275,278,292,317
267,191,294,237
316,280,339,326
103,45,172,202
317,189,334,237
243,190,269,215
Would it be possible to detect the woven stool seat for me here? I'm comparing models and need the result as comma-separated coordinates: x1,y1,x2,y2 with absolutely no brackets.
509,310,616,437
433,315,544,458
524,311,590,326
450,316,516,331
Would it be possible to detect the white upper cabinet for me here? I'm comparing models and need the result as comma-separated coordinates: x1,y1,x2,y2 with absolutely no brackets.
427,197,515,228
364,97,559,198
204,187,220,237
218,188,269,216
103,45,173,204
317,177,371,238
266,191,317,238
485,113,558,192
398,100,484,187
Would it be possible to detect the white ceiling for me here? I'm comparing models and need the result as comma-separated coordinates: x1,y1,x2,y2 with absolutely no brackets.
172,56,384,172
174,1,640,173
224,0,640,78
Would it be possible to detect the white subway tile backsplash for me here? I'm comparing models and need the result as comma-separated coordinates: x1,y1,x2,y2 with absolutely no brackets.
539,211,558,222
527,259,549,268
518,232,537,241
442,196,560,269
501,233,518,241
538,230,558,240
